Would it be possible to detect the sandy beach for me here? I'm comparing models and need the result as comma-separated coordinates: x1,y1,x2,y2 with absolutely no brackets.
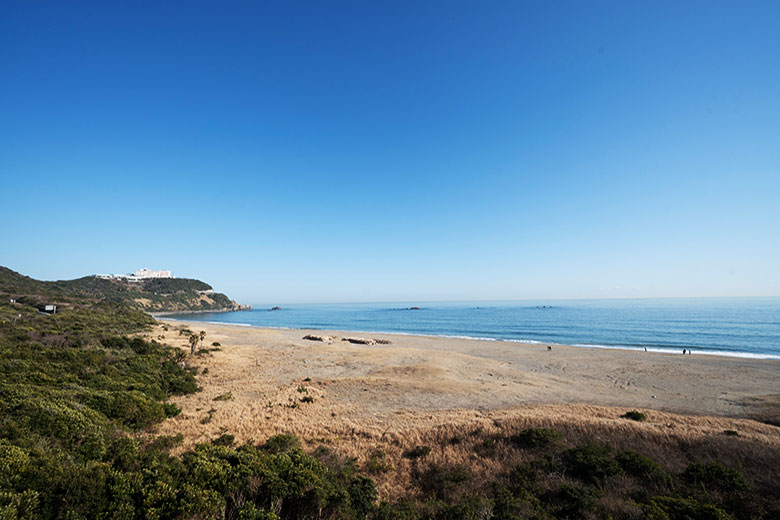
152,320,775,430
148,320,780,497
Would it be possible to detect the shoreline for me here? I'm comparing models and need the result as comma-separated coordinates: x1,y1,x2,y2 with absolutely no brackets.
157,316,780,361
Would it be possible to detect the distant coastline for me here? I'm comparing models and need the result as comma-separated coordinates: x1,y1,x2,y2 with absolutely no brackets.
153,305,252,317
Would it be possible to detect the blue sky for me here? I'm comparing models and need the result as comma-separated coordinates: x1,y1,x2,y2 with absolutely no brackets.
2,1,779,303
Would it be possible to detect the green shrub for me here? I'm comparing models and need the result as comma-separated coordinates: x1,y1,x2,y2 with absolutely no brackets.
622,410,647,421
491,481,545,520
644,496,733,520
348,475,378,517
508,427,562,449
373,500,421,520
562,444,622,485
617,449,665,482
238,504,281,519
546,484,600,518
417,463,470,501
436,495,492,520
683,461,749,492
212,433,235,447
263,434,302,454
143,433,183,453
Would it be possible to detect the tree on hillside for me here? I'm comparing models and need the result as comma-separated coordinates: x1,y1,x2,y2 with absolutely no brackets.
199,330,206,349
189,333,199,355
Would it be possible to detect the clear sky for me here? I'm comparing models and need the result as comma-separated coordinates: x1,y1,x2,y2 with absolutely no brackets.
2,1,779,304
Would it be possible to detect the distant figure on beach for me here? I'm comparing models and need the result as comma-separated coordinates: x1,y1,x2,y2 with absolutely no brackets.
547,346,552,351
683,349,687,355
644,347,647,352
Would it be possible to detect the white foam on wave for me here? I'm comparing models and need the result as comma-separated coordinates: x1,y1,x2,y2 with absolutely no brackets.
386,331,545,344
571,343,780,360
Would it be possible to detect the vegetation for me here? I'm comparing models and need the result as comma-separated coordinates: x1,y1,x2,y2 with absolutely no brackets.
372,426,779,520
1,266,778,519
623,410,648,422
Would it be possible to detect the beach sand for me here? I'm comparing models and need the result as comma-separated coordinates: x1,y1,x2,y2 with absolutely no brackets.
150,320,780,495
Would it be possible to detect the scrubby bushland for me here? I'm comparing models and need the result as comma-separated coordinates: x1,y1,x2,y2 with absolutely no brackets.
373,433,778,520
0,296,379,519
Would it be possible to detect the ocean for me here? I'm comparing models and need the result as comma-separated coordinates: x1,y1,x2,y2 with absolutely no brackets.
166,297,780,360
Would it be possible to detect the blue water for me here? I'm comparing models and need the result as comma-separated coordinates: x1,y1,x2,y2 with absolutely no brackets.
165,298,780,360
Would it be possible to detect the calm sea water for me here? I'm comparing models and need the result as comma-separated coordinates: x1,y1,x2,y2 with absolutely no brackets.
166,298,780,359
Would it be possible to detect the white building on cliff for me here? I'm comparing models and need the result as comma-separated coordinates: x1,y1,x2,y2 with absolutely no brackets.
95,268,174,281
134,268,173,279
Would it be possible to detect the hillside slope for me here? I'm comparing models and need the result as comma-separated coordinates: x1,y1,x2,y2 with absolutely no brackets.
0,266,250,313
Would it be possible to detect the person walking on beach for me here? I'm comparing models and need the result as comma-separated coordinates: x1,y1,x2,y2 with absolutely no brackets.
682,349,687,355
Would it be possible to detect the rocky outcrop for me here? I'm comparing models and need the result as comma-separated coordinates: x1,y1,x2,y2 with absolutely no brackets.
341,337,392,345
303,334,336,342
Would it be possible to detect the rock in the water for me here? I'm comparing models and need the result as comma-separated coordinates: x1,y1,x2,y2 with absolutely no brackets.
269,306,282,311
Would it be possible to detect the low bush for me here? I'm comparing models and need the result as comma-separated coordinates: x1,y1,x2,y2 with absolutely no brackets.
508,427,562,449
417,463,470,501
683,461,749,493
546,484,600,518
562,444,622,485
644,496,732,520
263,434,302,454
617,449,666,482
212,433,235,447
622,410,647,421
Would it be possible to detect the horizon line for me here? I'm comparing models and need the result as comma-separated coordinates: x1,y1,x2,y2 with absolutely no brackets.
244,294,780,307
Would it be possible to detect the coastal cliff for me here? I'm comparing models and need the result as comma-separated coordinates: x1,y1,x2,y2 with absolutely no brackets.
0,266,251,314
